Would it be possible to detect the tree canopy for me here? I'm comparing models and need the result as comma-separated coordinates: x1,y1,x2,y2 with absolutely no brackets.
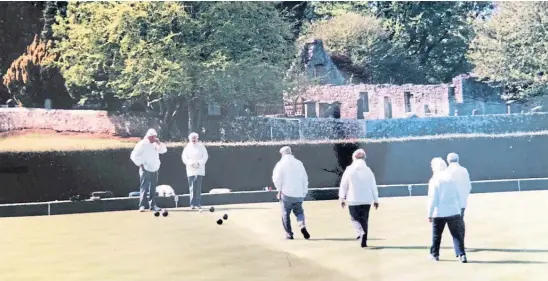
468,2,548,100
303,1,492,84
300,11,416,84
52,1,294,134
2,0,548,116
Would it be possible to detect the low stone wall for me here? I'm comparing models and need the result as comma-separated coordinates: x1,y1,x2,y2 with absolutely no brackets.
4,108,548,141
0,178,545,218
365,112,548,138
0,108,156,137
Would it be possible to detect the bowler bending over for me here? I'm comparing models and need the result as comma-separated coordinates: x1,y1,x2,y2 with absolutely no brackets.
130,129,167,212
338,149,379,248
182,132,209,210
427,157,467,263
272,146,310,240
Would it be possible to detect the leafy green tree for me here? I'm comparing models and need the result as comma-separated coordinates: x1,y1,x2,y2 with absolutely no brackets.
0,2,46,103
468,2,548,100
299,11,417,84
303,1,491,84
52,2,293,137
2,2,71,109
2,35,72,108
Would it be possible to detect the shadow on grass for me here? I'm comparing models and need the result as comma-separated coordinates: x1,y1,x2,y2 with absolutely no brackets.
310,238,385,242
370,245,548,253
466,260,547,264
168,207,270,212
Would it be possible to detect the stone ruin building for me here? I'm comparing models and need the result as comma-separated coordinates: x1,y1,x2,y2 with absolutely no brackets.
283,39,524,120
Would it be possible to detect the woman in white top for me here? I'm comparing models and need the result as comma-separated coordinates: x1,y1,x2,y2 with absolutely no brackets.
338,149,379,248
182,132,209,210
427,157,467,263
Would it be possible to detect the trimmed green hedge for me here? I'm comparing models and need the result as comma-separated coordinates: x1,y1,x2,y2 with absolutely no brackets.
1,134,548,204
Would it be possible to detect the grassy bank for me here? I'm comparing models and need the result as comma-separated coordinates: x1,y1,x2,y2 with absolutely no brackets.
1,130,548,153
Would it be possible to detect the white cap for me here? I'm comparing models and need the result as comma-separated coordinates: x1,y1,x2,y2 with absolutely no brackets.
352,149,366,160
145,129,158,137
431,157,447,173
447,152,459,163
279,146,292,155
188,132,199,140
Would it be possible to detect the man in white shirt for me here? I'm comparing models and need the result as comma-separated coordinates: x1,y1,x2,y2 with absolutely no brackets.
427,157,467,263
446,152,472,257
338,149,379,248
446,153,471,218
272,146,310,240
182,132,209,210
130,128,167,212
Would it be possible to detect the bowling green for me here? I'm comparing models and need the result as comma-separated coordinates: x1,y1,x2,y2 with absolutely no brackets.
1,190,547,281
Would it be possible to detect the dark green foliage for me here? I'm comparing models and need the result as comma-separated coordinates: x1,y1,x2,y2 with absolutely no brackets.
2,35,73,108
302,1,492,84
468,2,548,101
2,135,548,204
0,2,46,102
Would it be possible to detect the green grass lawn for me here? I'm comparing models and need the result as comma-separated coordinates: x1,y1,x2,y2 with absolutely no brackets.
1,191,547,281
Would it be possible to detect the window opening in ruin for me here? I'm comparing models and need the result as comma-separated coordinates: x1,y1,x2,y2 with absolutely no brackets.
314,64,326,79
359,92,369,112
424,104,431,115
404,92,412,113
384,96,393,119
318,102,330,117
304,101,316,118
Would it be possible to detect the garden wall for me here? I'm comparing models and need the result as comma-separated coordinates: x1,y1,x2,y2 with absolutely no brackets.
0,108,155,137
4,108,548,141
1,134,548,204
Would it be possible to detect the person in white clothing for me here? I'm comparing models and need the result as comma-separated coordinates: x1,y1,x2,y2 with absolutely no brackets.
130,128,167,212
446,153,472,218
272,146,310,240
338,149,379,248
427,157,467,263
446,152,472,258
182,132,209,210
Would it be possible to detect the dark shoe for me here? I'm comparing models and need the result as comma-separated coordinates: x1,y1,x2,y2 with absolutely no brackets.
285,234,294,240
429,254,439,261
459,255,468,263
356,236,361,240
301,227,310,240
360,235,368,248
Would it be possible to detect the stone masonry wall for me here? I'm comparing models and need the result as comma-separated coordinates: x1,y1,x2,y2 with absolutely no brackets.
294,84,450,119
0,108,157,137
6,108,548,142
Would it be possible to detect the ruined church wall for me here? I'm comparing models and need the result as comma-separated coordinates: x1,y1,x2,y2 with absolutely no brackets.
293,84,450,120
